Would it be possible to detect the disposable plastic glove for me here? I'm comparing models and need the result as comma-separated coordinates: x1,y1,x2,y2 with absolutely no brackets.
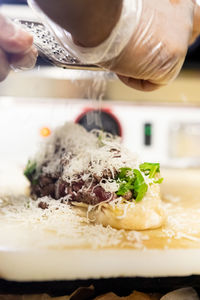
102,0,200,91
30,0,200,91
0,13,37,82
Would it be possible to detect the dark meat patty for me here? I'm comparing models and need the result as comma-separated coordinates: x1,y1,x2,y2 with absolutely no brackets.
30,173,116,205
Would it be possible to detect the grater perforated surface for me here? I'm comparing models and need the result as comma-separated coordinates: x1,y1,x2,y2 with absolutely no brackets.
16,20,102,70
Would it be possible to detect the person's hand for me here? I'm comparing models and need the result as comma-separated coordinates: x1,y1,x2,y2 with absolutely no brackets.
191,0,200,43
31,0,200,91
0,13,37,82
101,0,200,91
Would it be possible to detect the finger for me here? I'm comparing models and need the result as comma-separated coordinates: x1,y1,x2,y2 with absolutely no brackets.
117,75,161,92
9,46,38,71
190,31,200,44
0,13,33,54
193,1,200,34
190,1,200,44
0,48,10,82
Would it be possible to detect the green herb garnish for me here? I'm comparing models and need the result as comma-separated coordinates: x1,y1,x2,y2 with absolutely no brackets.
139,162,163,183
116,168,134,196
24,160,37,183
116,167,147,202
139,162,160,177
132,169,148,202
153,178,164,184
117,167,132,180
115,162,162,202
97,132,106,147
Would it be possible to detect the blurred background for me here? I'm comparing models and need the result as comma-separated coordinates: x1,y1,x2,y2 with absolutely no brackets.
1,0,200,193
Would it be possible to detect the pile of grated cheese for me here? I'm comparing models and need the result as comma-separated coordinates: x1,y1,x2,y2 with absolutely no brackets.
34,122,152,193
0,194,148,250
1,192,200,250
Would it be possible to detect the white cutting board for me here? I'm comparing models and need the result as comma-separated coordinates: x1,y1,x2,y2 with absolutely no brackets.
0,168,200,281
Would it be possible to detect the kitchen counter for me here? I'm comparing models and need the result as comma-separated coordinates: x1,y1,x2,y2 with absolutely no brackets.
1,69,200,105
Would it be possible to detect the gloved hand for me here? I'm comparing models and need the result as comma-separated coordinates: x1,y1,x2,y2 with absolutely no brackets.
102,0,200,91
192,0,200,43
31,0,200,91
0,13,37,82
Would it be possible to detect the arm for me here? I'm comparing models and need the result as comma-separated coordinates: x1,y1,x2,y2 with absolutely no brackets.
34,0,122,47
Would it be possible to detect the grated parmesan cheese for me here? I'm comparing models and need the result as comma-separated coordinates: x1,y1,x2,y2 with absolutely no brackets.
33,122,153,193
0,194,148,249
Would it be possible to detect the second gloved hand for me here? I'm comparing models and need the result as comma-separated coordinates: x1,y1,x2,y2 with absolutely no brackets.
101,0,199,91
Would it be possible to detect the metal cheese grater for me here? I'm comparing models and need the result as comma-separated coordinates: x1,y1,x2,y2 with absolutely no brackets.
16,20,102,71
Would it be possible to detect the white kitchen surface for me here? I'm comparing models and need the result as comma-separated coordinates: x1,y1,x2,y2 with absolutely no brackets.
0,168,200,281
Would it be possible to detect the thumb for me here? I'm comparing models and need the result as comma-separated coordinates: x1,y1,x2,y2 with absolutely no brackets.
0,13,33,54
190,1,200,43
9,46,38,71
